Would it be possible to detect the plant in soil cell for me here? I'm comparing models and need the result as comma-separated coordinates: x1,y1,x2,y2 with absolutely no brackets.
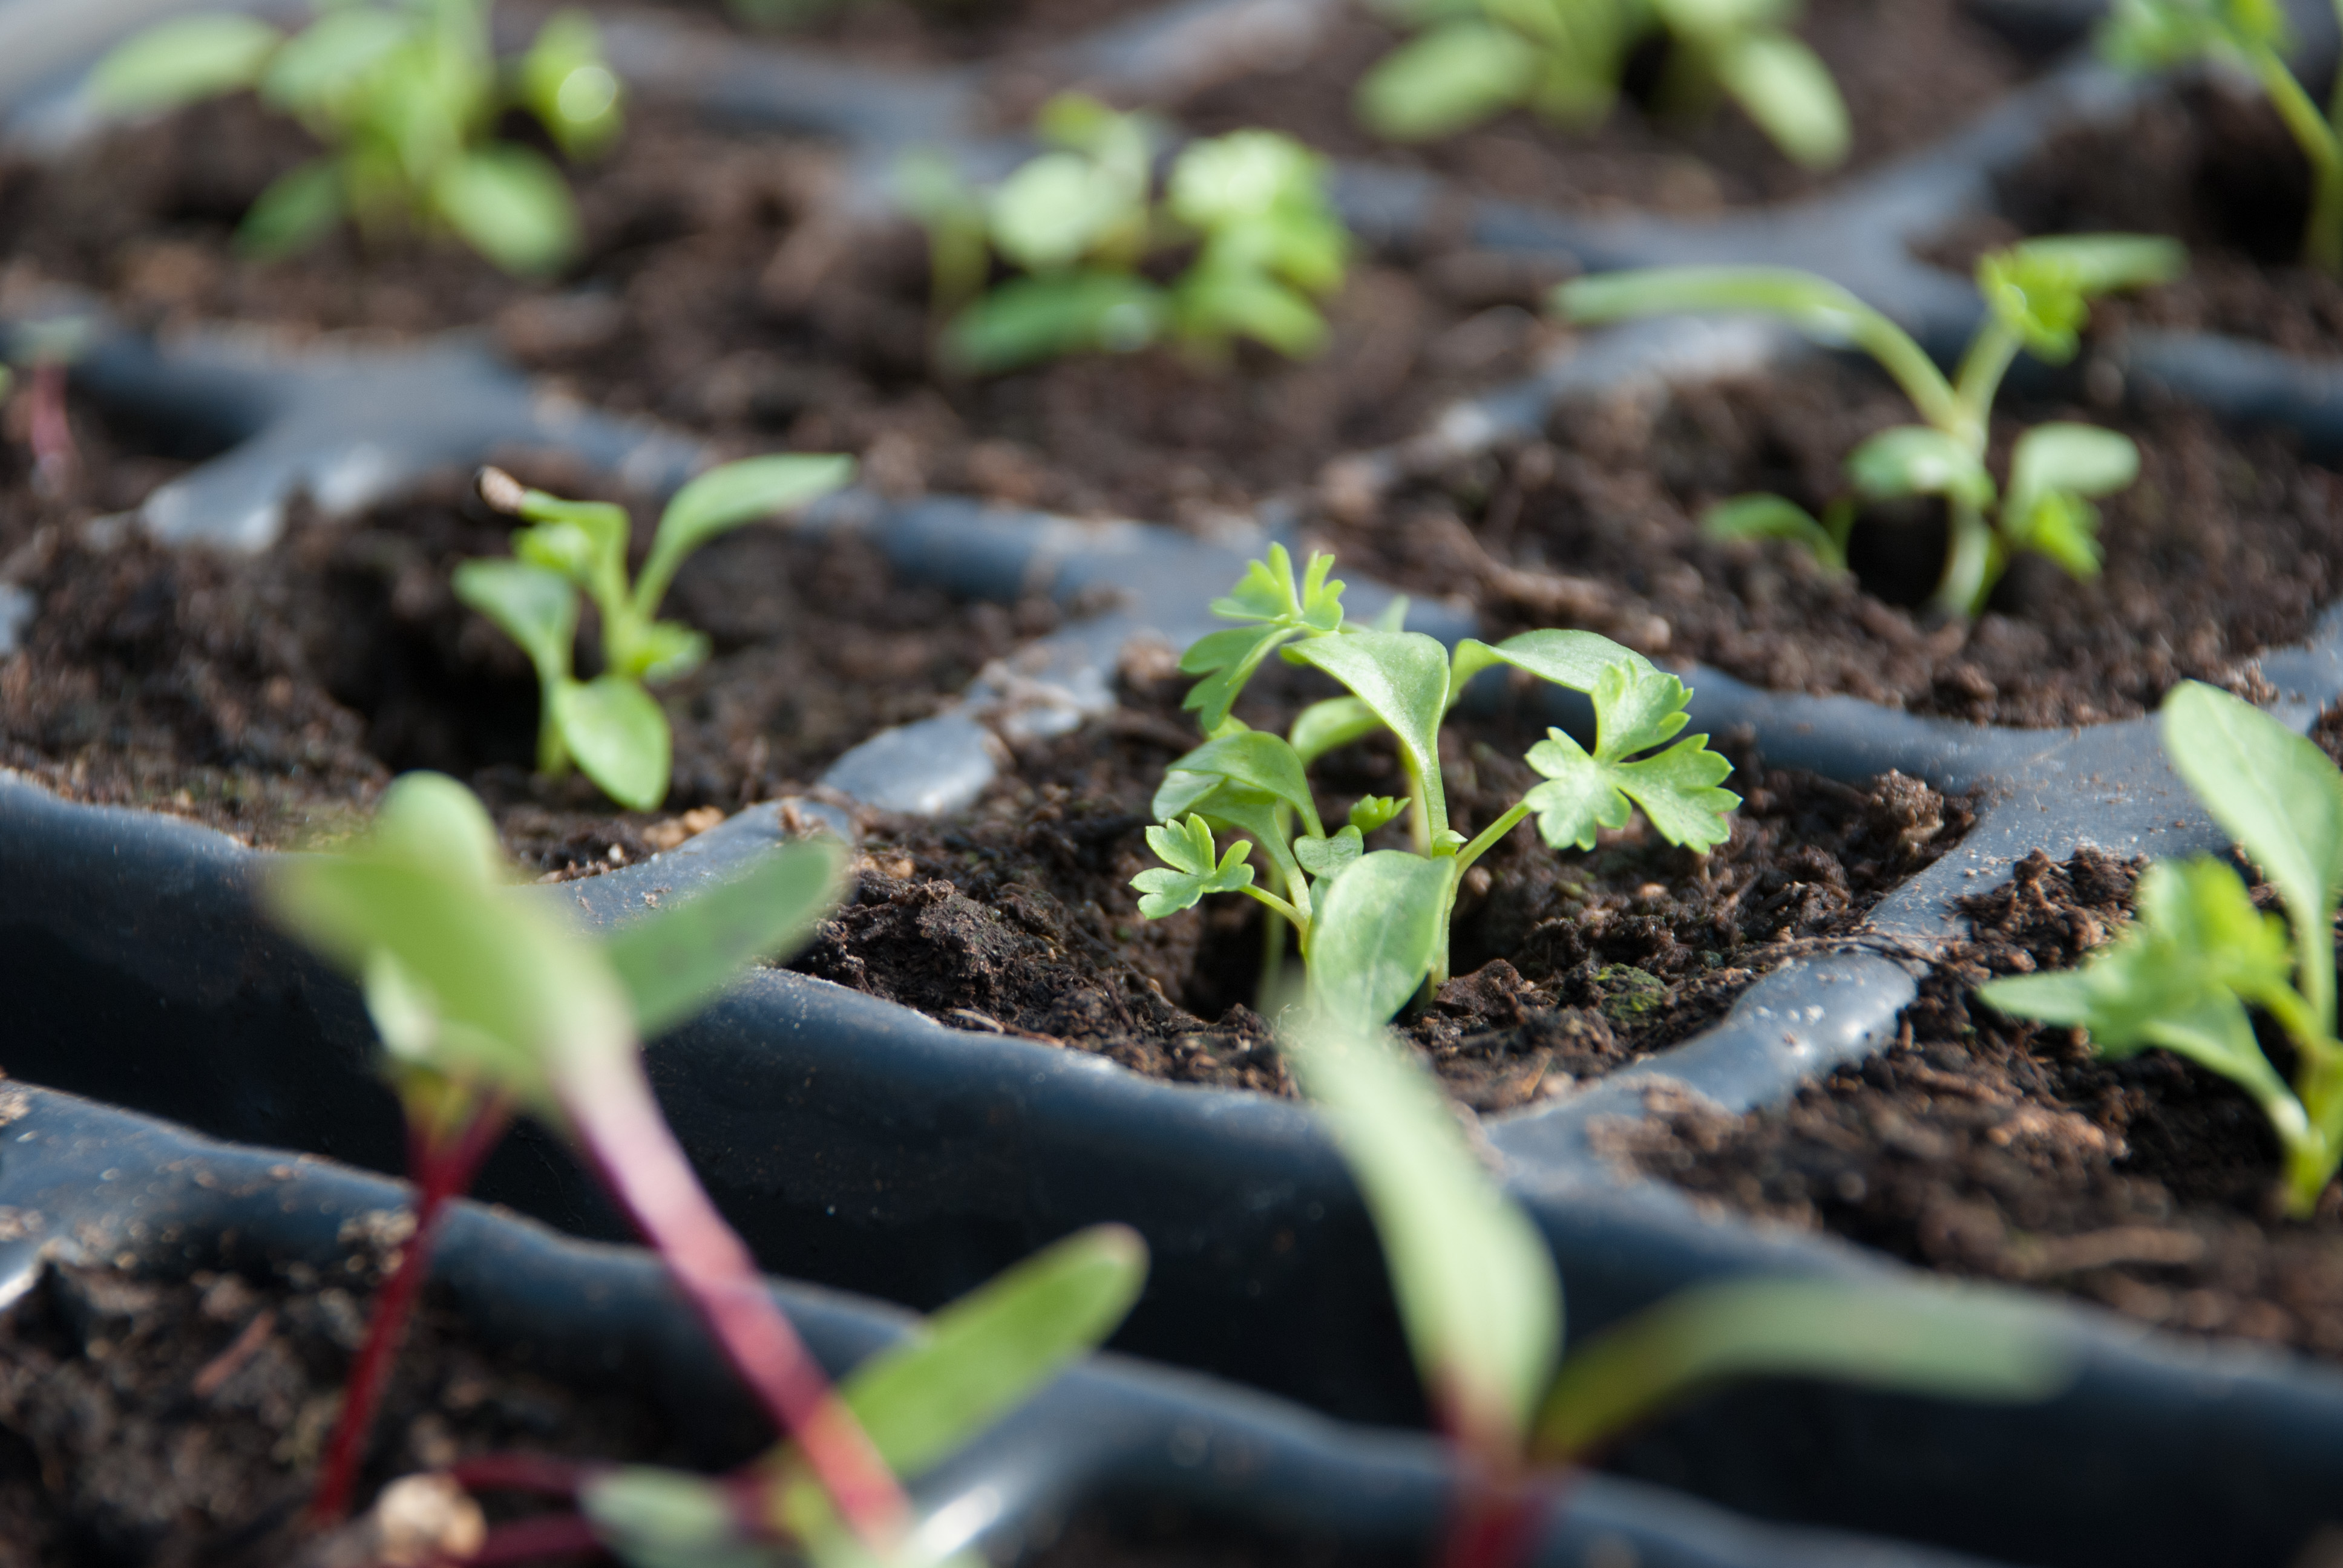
2098,0,2343,272
1558,234,2186,619
1283,1011,2071,1568
1355,0,1851,169
1129,544,1740,1025
87,0,624,275
1,315,91,495
1981,681,2343,1219
897,94,1351,373
454,455,853,812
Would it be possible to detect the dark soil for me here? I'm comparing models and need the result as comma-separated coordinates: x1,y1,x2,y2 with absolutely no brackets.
0,447,1041,871
1927,78,2343,356
1176,0,2037,214
788,649,1974,1107
0,96,1567,529
1313,353,2342,727
1607,843,2343,1364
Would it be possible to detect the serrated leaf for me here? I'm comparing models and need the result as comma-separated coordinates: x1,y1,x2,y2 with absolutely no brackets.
1355,21,1538,140
1280,1013,1560,1465
1306,851,1452,1029
1179,546,1345,731
1521,662,1738,852
89,13,282,113
1155,730,1322,838
1350,794,1404,833
432,143,580,276
1846,425,1996,508
1294,825,1363,880
453,558,577,684
553,675,671,812
1132,815,1255,918
605,840,846,1039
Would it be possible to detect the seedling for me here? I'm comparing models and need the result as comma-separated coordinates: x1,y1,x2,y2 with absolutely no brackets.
2,318,93,495
1981,681,2343,1219
898,95,1351,373
1356,0,1850,169
1559,234,2186,618
456,454,853,812
266,772,886,1530
1283,1011,2070,1568
2098,0,2343,272
88,0,624,275
1129,545,1740,1024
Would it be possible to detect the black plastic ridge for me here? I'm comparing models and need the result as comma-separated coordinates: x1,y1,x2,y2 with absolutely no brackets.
8,7,2343,1565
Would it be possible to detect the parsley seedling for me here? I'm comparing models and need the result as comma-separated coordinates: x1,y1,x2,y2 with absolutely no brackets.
897,94,1351,373
1357,0,1850,170
1982,681,2343,1219
2099,0,2343,272
1559,234,2185,619
1283,1012,2068,1568
89,0,624,275
456,455,852,812
1130,546,1739,1025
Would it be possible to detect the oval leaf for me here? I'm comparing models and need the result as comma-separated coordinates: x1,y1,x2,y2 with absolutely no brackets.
88,14,281,112
1846,425,1994,506
605,840,847,1039
637,454,855,616
431,145,580,277
2008,422,2138,503
1159,730,1323,838
1714,31,1849,169
1355,21,1536,141
553,675,670,812
1306,850,1450,1028
235,158,346,260
452,558,577,683
1285,630,1450,788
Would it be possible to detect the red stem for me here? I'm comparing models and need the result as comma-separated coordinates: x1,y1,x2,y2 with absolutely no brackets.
25,361,74,494
311,1102,513,1526
1436,1465,1566,1568
448,1453,597,1499
557,1048,909,1549
461,1514,609,1564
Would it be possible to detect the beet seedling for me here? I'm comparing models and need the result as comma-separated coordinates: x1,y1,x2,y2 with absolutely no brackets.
1559,234,2185,618
1981,681,2343,1218
456,455,852,812
2099,0,2343,272
1357,0,1850,169
1130,545,1739,1025
88,0,623,275
898,95,1350,373
1285,1012,2068,1568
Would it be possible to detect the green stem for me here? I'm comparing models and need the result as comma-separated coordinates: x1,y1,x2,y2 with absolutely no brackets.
1240,884,1305,933
1259,908,1288,1013
536,682,571,778
1932,495,2001,620
1455,802,1534,878
1949,322,2019,448
2250,45,2343,273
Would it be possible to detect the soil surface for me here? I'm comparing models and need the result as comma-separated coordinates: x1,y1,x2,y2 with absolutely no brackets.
0,445,1038,871
1178,0,2038,214
1314,353,2341,727
1928,78,2343,356
1607,842,2343,1364
790,652,1973,1106
0,96,1566,529
579,0,1167,65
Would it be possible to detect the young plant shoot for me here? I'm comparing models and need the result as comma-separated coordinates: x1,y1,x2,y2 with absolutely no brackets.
264,772,888,1534
88,0,624,275
1282,1011,2071,1568
1559,234,2186,619
1981,681,2343,1219
1129,545,1740,1024
2098,0,2343,271
456,454,853,812
1357,0,1850,170
898,94,1350,373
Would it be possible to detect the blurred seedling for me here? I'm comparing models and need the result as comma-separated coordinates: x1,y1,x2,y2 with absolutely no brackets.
456,455,851,812
90,0,624,275
1560,234,2184,618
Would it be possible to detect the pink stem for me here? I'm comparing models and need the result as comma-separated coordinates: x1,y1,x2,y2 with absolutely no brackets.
1437,1466,1565,1568
25,362,74,493
557,1050,909,1549
460,1514,608,1564
448,1453,598,1499
312,1102,513,1526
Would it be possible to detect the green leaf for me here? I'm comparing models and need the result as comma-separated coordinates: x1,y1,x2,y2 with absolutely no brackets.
582,1468,773,1568
1845,425,1995,508
1284,630,1451,800
1293,825,1363,880
1713,30,1849,169
1351,795,1404,833
1155,730,1323,838
605,840,847,1038
1172,267,1329,359
635,454,854,619
1280,1013,1561,1462
1132,815,1256,918
625,619,710,685
1167,129,1327,229
1702,493,1849,573
516,9,623,160
235,158,347,260
1305,851,1450,1028
453,558,577,684
1533,1277,2070,1462
943,273,1169,374
988,149,1142,273
1521,662,1739,852
2007,422,2138,510
88,14,282,112
1975,235,2183,363
431,144,580,277
2008,491,2105,580
552,675,671,812
1179,546,1346,731
257,7,407,113
1289,696,1381,765
1355,21,1539,141
1449,627,1651,704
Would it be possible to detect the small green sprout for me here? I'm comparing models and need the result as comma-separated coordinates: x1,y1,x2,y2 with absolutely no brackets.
1130,545,1740,1025
1559,234,2186,619
2099,0,2343,272
1283,1011,2069,1566
1982,681,2343,1220
88,0,624,275
1357,0,1850,170
897,95,1351,374
455,455,853,812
